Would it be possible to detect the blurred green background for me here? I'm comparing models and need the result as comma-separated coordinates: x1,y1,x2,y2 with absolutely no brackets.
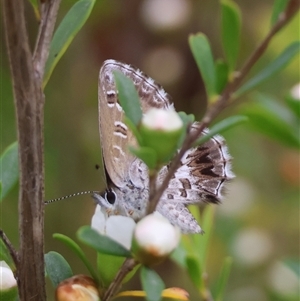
1,0,299,300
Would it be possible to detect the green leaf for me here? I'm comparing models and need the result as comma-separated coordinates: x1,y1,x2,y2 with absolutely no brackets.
186,255,202,289
177,112,195,147
235,41,300,98
197,206,214,266
286,91,300,119
283,258,300,277
140,266,165,301
45,251,73,288
0,239,14,268
195,115,248,146
77,226,132,257
97,254,139,288
129,146,157,170
214,257,233,301
221,0,241,71
178,111,195,125
189,33,216,100
240,93,300,148
53,233,99,283
113,71,143,126
125,117,143,145
28,0,40,20
43,0,96,88
215,59,229,94
170,242,187,268
271,0,289,26
97,253,125,288
0,142,18,201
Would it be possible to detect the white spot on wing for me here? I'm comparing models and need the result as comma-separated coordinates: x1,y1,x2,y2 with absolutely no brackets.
115,121,128,130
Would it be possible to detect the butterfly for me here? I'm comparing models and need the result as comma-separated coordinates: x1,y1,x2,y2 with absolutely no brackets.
92,59,234,233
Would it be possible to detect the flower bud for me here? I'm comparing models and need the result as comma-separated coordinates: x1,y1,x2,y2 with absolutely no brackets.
0,261,18,301
55,275,99,301
131,213,181,266
140,108,183,163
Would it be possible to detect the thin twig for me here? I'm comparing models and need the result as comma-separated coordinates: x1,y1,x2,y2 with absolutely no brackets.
33,0,62,81
147,0,300,214
0,229,19,268
102,258,138,301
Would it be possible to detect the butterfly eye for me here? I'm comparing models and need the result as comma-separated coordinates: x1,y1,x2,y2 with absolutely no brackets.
105,190,116,204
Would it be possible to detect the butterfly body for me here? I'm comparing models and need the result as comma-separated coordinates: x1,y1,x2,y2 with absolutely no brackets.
94,60,234,233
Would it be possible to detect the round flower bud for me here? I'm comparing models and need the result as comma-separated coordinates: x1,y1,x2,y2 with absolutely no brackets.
140,108,184,163
0,261,18,301
131,213,181,266
55,275,99,301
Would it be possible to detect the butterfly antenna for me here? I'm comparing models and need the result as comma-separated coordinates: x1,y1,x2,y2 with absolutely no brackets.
45,191,101,205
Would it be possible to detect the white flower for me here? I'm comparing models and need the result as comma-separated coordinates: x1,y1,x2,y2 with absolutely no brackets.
91,205,135,250
132,213,181,265
142,108,183,132
0,261,17,290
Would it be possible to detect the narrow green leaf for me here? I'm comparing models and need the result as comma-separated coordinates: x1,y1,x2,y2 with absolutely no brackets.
114,71,143,126
198,206,214,266
43,0,96,88
215,59,229,94
187,205,202,259
53,233,99,283
45,251,73,288
195,115,248,146
240,94,300,148
271,0,289,26
189,33,216,99
28,0,40,20
186,256,202,289
286,92,300,119
0,239,14,268
77,226,132,257
140,266,165,301
221,0,241,71
125,117,143,145
97,253,125,287
214,257,233,301
129,146,157,170
235,41,300,98
0,142,18,201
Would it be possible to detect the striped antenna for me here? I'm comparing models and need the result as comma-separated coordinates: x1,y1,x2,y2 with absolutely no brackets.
45,191,101,205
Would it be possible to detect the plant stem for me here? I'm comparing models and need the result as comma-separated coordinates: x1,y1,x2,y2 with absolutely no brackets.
3,0,61,299
0,229,19,268
33,0,62,80
102,258,138,301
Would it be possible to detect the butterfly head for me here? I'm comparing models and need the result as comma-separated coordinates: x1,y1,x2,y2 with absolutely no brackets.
92,184,149,221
